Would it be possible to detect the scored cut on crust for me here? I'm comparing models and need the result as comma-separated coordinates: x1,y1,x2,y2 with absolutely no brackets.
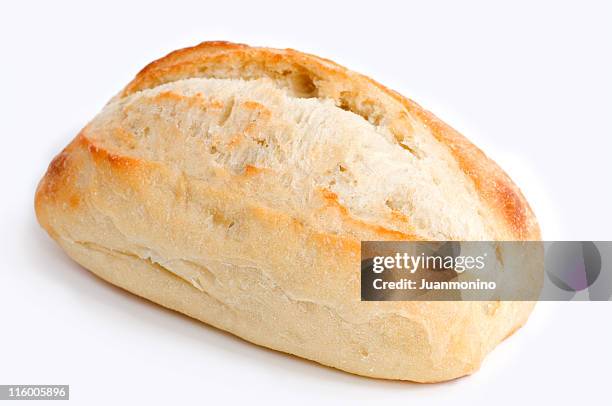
35,41,540,383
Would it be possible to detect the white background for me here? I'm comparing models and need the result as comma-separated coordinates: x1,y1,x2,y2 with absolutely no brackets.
1,1,611,404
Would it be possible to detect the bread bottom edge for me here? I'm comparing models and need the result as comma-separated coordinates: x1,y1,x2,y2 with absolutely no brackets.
54,237,530,383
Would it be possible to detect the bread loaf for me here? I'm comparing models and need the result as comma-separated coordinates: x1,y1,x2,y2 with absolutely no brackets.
35,41,540,382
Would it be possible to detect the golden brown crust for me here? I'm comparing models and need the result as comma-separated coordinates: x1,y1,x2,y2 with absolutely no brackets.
405,104,538,240
35,41,541,383
119,41,539,241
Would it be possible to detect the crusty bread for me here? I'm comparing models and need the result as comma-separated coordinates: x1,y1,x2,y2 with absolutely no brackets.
35,41,540,382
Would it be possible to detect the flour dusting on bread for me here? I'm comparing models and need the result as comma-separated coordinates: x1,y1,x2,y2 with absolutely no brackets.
93,77,494,239
35,42,539,383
